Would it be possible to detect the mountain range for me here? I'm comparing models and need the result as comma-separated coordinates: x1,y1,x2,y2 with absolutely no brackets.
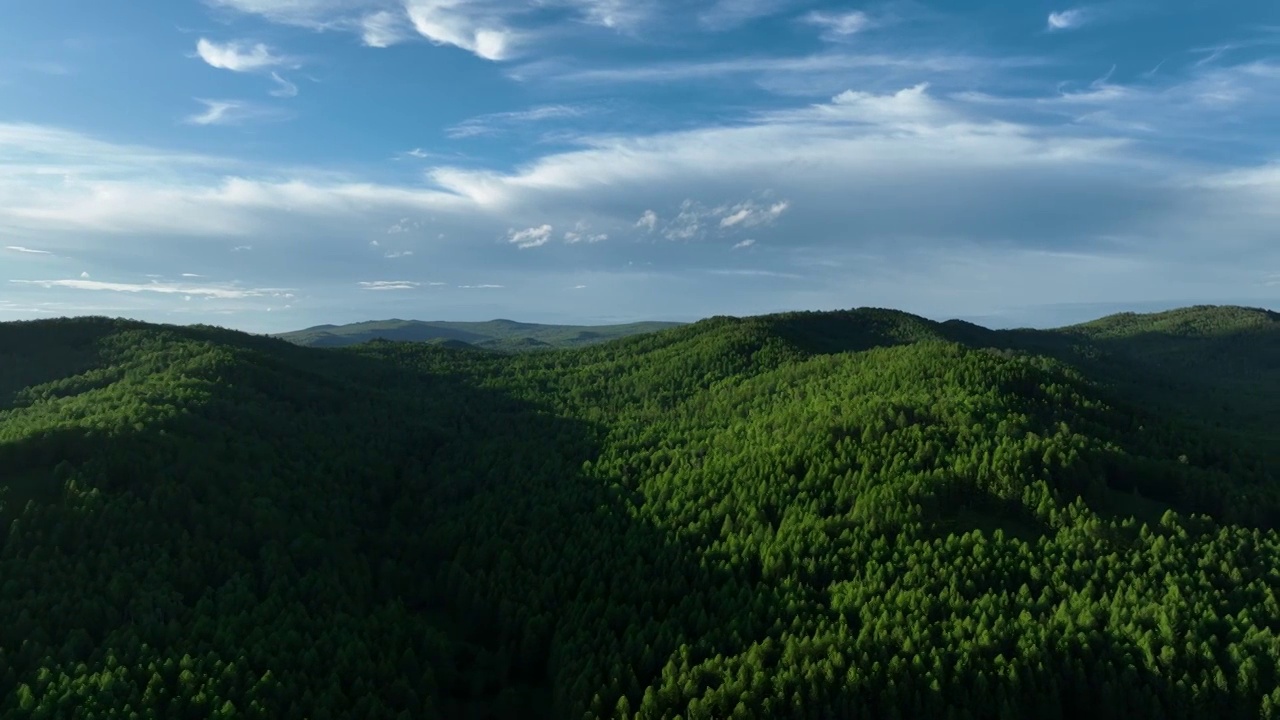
2,304,1279,719
274,319,686,351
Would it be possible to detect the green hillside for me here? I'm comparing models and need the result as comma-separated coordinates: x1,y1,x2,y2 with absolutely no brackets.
274,318,686,351
2,305,1280,719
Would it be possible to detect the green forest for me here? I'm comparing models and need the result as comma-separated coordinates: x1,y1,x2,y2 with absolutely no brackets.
2,304,1279,719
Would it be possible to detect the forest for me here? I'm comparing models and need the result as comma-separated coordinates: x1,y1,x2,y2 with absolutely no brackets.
1,303,1279,719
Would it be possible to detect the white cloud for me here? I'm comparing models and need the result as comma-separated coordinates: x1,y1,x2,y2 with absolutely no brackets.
204,0,649,53
564,230,607,243
182,273,204,277
4,245,52,254
186,100,239,126
536,51,1040,86
508,224,553,248
204,0,498,59
202,0,384,27
719,200,788,228
387,217,422,233
384,250,415,258
269,72,298,98
359,280,419,290
572,284,587,289
801,10,871,38
732,238,756,249
11,278,292,299
953,60,1280,136
664,200,704,240
185,99,285,126
360,10,408,47
405,0,517,61
447,104,587,138
458,283,504,288
707,268,801,279
195,38,289,72
1047,9,1088,31
578,0,654,28
232,245,253,252
4,65,1279,329
79,271,90,278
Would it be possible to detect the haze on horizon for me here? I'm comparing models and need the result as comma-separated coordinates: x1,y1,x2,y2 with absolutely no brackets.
2,0,1278,334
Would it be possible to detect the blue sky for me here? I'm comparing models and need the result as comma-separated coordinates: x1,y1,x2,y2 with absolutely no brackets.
1,0,1278,332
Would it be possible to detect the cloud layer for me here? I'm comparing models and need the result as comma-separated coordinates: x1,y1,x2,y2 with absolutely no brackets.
3,1,1278,330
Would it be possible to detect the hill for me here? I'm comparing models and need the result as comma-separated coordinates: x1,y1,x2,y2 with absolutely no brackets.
2,305,1280,719
274,318,685,351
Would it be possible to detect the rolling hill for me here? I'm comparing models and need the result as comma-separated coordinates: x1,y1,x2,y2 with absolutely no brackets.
274,318,686,351
1,304,1279,719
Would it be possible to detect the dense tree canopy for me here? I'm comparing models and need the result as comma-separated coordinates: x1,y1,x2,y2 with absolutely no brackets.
1,305,1278,718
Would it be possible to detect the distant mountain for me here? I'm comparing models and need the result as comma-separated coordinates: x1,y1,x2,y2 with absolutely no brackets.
274,318,686,350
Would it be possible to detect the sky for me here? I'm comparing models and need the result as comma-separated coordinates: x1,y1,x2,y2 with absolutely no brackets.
1,0,1278,333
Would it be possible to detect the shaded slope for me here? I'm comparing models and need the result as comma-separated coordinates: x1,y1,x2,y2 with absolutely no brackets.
0,320,728,719
1053,305,1280,458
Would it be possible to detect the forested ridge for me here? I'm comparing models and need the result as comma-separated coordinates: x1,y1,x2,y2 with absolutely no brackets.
2,304,1279,719
274,318,685,351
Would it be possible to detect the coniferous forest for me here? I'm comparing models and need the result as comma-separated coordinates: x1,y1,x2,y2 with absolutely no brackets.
2,304,1280,719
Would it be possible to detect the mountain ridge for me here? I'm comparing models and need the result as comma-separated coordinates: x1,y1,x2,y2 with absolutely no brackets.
3,302,1280,718
274,318,687,351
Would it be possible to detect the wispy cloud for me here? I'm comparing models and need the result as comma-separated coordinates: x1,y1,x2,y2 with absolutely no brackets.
1047,8,1090,32
719,200,788,228
706,268,802,279
384,249,414,258
698,0,791,30
207,0,652,57
387,217,423,233
195,38,290,72
4,245,52,254
801,10,871,39
732,238,756,250
185,99,286,126
635,210,658,231
11,278,292,299
562,0,653,30
650,197,789,240
564,221,608,244
447,104,588,138
269,72,298,97
537,51,1042,85
184,100,245,126
359,280,420,290
360,9,408,47
458,283,504,289
508,224,553,248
